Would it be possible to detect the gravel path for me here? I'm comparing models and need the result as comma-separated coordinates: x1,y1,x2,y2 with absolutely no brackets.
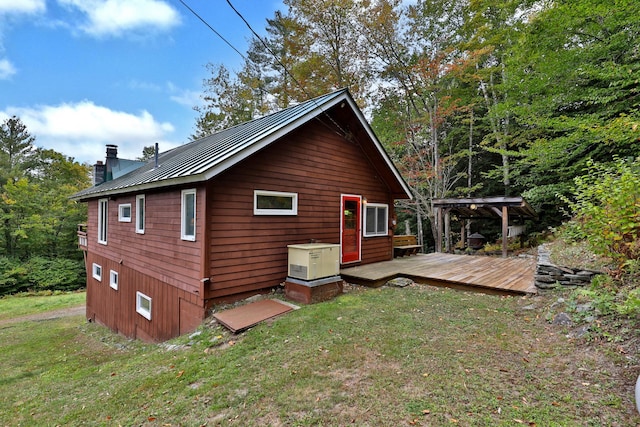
0,305,85,327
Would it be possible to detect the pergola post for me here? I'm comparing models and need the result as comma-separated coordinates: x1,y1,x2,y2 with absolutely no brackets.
444,209,451,253
436,206,443,253
501,205,509,258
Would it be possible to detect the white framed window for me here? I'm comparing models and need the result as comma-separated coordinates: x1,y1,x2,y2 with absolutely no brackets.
109,270,118,290
254,190,298,215
363,203,389,237
118,204,132,222
181,189,196,241
97,198,108,244
136,194,145,234
136,291,152,320
92,263,102,281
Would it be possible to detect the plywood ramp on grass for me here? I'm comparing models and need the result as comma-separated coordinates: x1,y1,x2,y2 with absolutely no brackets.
340,253,536,295
214,299,296,333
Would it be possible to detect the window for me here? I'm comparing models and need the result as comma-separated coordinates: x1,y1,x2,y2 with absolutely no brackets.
118,204,132,222
109,270,118,290
363,203,389,237
136,291,152,320
254,190,298,215
136,195,145,234
98,198,108,244
92,263,102,281
181,189,196,241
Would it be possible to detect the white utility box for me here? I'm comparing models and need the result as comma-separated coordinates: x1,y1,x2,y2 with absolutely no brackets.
287,243,340,281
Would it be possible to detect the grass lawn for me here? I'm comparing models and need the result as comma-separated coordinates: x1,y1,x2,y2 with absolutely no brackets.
0,291,85,321
1,285,638,426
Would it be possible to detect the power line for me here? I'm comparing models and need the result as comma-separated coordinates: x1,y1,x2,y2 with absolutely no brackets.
224,0,352,139
177,0,246,60
177,0,351,139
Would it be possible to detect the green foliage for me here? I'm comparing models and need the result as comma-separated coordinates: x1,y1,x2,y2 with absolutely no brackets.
0,117,89,263
618,286,640,316
0,256,86,297
560,157,640,268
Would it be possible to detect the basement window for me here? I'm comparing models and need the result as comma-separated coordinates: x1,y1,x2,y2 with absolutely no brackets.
136,291,152,320
92,263,102,281
363,203,389,237
254,190,298,215
118,204,132,222
109,270,118,290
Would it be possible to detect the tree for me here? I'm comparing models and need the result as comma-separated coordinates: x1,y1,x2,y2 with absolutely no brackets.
0,116,37,186
505,0,640,222
137,145,157,161
192,62,270,139
364,0,473,247
0,118,90,259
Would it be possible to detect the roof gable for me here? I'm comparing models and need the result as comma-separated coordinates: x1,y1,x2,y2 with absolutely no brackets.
73,89,411,201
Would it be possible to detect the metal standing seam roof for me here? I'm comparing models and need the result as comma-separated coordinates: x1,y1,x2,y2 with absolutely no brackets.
72,88,412,201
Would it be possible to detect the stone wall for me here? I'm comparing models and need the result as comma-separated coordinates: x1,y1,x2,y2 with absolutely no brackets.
535,244,602,289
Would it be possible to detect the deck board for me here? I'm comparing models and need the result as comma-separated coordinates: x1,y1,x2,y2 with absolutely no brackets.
340,253,536,295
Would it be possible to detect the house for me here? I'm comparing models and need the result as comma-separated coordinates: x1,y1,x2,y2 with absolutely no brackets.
72,89,412,342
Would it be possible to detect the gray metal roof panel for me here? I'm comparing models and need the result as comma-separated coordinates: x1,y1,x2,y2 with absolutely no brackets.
72,89,414,201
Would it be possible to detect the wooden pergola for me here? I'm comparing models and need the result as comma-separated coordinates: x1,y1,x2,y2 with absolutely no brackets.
432,197,537,258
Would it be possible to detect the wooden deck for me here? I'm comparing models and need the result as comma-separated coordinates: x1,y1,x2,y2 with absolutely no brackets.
340,253,536,295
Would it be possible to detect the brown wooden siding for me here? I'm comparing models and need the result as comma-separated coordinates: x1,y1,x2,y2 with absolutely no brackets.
206,120,395,301
86,187,205,295
85,252,204,342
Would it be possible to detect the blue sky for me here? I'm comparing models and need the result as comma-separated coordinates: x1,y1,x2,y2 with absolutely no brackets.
0,0,283,164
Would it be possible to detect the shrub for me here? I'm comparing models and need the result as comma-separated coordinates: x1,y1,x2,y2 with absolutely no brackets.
560,157,640,270
0,256,85,297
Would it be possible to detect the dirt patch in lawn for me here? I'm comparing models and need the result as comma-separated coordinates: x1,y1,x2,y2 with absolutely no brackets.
0,304,85,327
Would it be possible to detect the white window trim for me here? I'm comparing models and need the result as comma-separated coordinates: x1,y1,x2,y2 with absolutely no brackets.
363,203,389,237
118,203,132,222
135,194,145,234
97,198,108,245
253,190,298,215
109,270,118,290
181,189,196,241
92,263,102,281
136,291,152,320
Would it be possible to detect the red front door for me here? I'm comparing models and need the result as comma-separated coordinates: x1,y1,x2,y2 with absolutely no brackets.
341,195,361,263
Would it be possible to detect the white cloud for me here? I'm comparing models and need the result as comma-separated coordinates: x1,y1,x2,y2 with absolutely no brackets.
1,101,178,163
0,0,46,15
169,89,201,108
58,0,180,37
0,58,16,79
128,79,202,109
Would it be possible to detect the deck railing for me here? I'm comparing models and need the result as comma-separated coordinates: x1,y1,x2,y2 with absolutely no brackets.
77,224,88,250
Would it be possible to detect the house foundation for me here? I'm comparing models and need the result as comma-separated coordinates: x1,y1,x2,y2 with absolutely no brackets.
284,276,343,304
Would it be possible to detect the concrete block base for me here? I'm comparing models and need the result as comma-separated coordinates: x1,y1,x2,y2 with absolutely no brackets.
284,276,343,304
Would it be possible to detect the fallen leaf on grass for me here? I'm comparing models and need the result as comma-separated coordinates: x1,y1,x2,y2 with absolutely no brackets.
176,370,184,378
148,417,156,422
552,401,560,406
